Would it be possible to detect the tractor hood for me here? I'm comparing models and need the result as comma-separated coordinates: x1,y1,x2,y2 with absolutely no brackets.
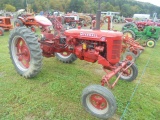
64,29,123,41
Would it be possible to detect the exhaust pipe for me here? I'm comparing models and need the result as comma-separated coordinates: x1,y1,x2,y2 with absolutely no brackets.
96,0,101,30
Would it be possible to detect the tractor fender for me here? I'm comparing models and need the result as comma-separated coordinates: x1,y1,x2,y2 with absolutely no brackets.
17,17,25,23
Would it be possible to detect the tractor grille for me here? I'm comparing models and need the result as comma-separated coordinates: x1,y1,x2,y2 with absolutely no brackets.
5,18,11,25
111,40,122,59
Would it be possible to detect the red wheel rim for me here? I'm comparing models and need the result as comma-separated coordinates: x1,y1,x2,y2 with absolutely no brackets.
60,52,71,56
16,22,20,27
16,38,30,68
126,55,133,61
122,66,132,76
132,50,138,55
90,94,107,110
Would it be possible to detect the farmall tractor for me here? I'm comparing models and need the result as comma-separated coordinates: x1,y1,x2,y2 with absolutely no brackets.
8,1,138,119
14,10,38,32
0,16,13,36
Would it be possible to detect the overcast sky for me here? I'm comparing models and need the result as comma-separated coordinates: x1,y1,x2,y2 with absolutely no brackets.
136,0,160,7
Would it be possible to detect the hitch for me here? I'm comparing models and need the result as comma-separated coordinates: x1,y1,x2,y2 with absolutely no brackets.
101,61,134,89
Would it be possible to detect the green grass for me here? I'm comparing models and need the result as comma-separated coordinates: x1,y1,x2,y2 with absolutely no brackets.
0,25,160,120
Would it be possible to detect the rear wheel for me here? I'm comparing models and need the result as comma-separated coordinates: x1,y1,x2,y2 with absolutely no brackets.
123,30,136,39
0,27,4,36
55,52,77,63
117,63,138,82
146,39,156,48
122,22,136,31
14,19,24,27
9,26,42,78
82,85,117,119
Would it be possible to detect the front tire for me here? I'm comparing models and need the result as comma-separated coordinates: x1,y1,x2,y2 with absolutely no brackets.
117,62,138,82
146,39,156,48
82,85,117,119
9,26,42,78
123,51,136,62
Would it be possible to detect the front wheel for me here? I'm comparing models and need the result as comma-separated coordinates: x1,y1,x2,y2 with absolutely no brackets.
9,26,43,78
146,39,156,48
82,85,117,119
130,49,141,58
123,51,136,62
117,62,138,82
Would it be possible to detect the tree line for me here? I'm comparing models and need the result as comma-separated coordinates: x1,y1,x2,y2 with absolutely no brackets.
0,0,160,18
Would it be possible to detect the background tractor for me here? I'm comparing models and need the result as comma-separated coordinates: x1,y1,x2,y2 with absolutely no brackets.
8,1,138,119
123,25,160,48
0,16,13,36
14,10,38,32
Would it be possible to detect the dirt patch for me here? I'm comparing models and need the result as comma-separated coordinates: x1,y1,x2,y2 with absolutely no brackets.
108,114,120,120
24,114,35,120
0,72,5,77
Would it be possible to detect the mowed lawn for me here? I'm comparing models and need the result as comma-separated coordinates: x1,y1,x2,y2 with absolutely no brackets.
0,24,160,120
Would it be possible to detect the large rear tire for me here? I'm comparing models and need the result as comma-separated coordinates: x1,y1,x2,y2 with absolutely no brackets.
9,26,42,78
82,85,117,119
122,22,136,31
123,30,136,39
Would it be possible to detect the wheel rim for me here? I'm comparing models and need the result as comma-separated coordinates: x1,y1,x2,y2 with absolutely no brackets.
16,22,20,27
126,55,134,61
147,40,155,48
11,36,30,71
86,93,109,115
57,52,72,58
0,30,2,36
120,66,133,79
71,23,75,27
124,32,133,38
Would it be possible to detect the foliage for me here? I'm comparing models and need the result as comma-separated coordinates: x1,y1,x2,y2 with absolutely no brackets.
0,0,160,17
4,4,16,12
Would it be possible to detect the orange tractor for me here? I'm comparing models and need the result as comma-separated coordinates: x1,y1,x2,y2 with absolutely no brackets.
14,13,38,32
0,17,13,36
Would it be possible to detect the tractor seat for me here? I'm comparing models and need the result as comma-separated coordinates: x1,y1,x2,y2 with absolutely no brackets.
35,15,52,27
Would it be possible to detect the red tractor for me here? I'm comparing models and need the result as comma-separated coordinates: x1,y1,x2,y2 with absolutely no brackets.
0,17,13,36
8,1,138,119
14,12,39,32
64,12,79,28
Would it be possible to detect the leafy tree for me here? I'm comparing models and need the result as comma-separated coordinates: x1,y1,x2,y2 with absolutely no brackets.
4,4,16,12
68,0,84,12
